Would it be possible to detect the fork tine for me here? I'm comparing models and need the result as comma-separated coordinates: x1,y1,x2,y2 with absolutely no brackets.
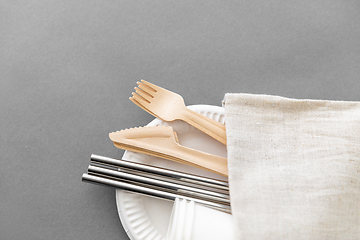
135,87,153,102
129,97,162,119
129,96,146,111
137,81,157,94
129,96,149,112
140,80,161,92
130,96,153,115
129,96,143,107
131,92,150,105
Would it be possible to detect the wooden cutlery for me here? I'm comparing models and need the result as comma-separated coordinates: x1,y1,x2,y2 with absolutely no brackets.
109,126,228,176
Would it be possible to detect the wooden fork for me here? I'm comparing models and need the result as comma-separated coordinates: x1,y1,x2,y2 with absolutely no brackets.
129,80,227,145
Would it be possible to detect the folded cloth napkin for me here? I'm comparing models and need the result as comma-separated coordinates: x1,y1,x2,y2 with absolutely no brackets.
224,93,360,240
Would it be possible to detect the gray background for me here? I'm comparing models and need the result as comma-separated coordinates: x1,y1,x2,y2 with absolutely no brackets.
1,0,360,239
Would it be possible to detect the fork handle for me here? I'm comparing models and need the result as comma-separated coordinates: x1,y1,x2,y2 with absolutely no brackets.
181,108,227,145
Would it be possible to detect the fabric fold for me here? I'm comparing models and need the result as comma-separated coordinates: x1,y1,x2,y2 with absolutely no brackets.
224,93,360,240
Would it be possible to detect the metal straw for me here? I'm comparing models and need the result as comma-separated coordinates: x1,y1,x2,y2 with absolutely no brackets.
90,154,229,191
88,164,230,204
82,173,231,214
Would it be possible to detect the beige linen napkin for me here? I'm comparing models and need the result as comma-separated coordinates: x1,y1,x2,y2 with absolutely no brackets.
224,93,360,240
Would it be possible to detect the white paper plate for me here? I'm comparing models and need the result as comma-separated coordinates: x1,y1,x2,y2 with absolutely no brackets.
116,105,227,240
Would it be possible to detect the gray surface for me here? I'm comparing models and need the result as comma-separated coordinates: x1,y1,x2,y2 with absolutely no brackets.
1,1,360,239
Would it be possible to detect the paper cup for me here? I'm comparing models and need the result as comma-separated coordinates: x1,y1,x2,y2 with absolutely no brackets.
166,198,234,240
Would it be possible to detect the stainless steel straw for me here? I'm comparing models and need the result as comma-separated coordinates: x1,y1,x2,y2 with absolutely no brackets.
88,164,230,204
82,173,231,214
90,154,229,191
